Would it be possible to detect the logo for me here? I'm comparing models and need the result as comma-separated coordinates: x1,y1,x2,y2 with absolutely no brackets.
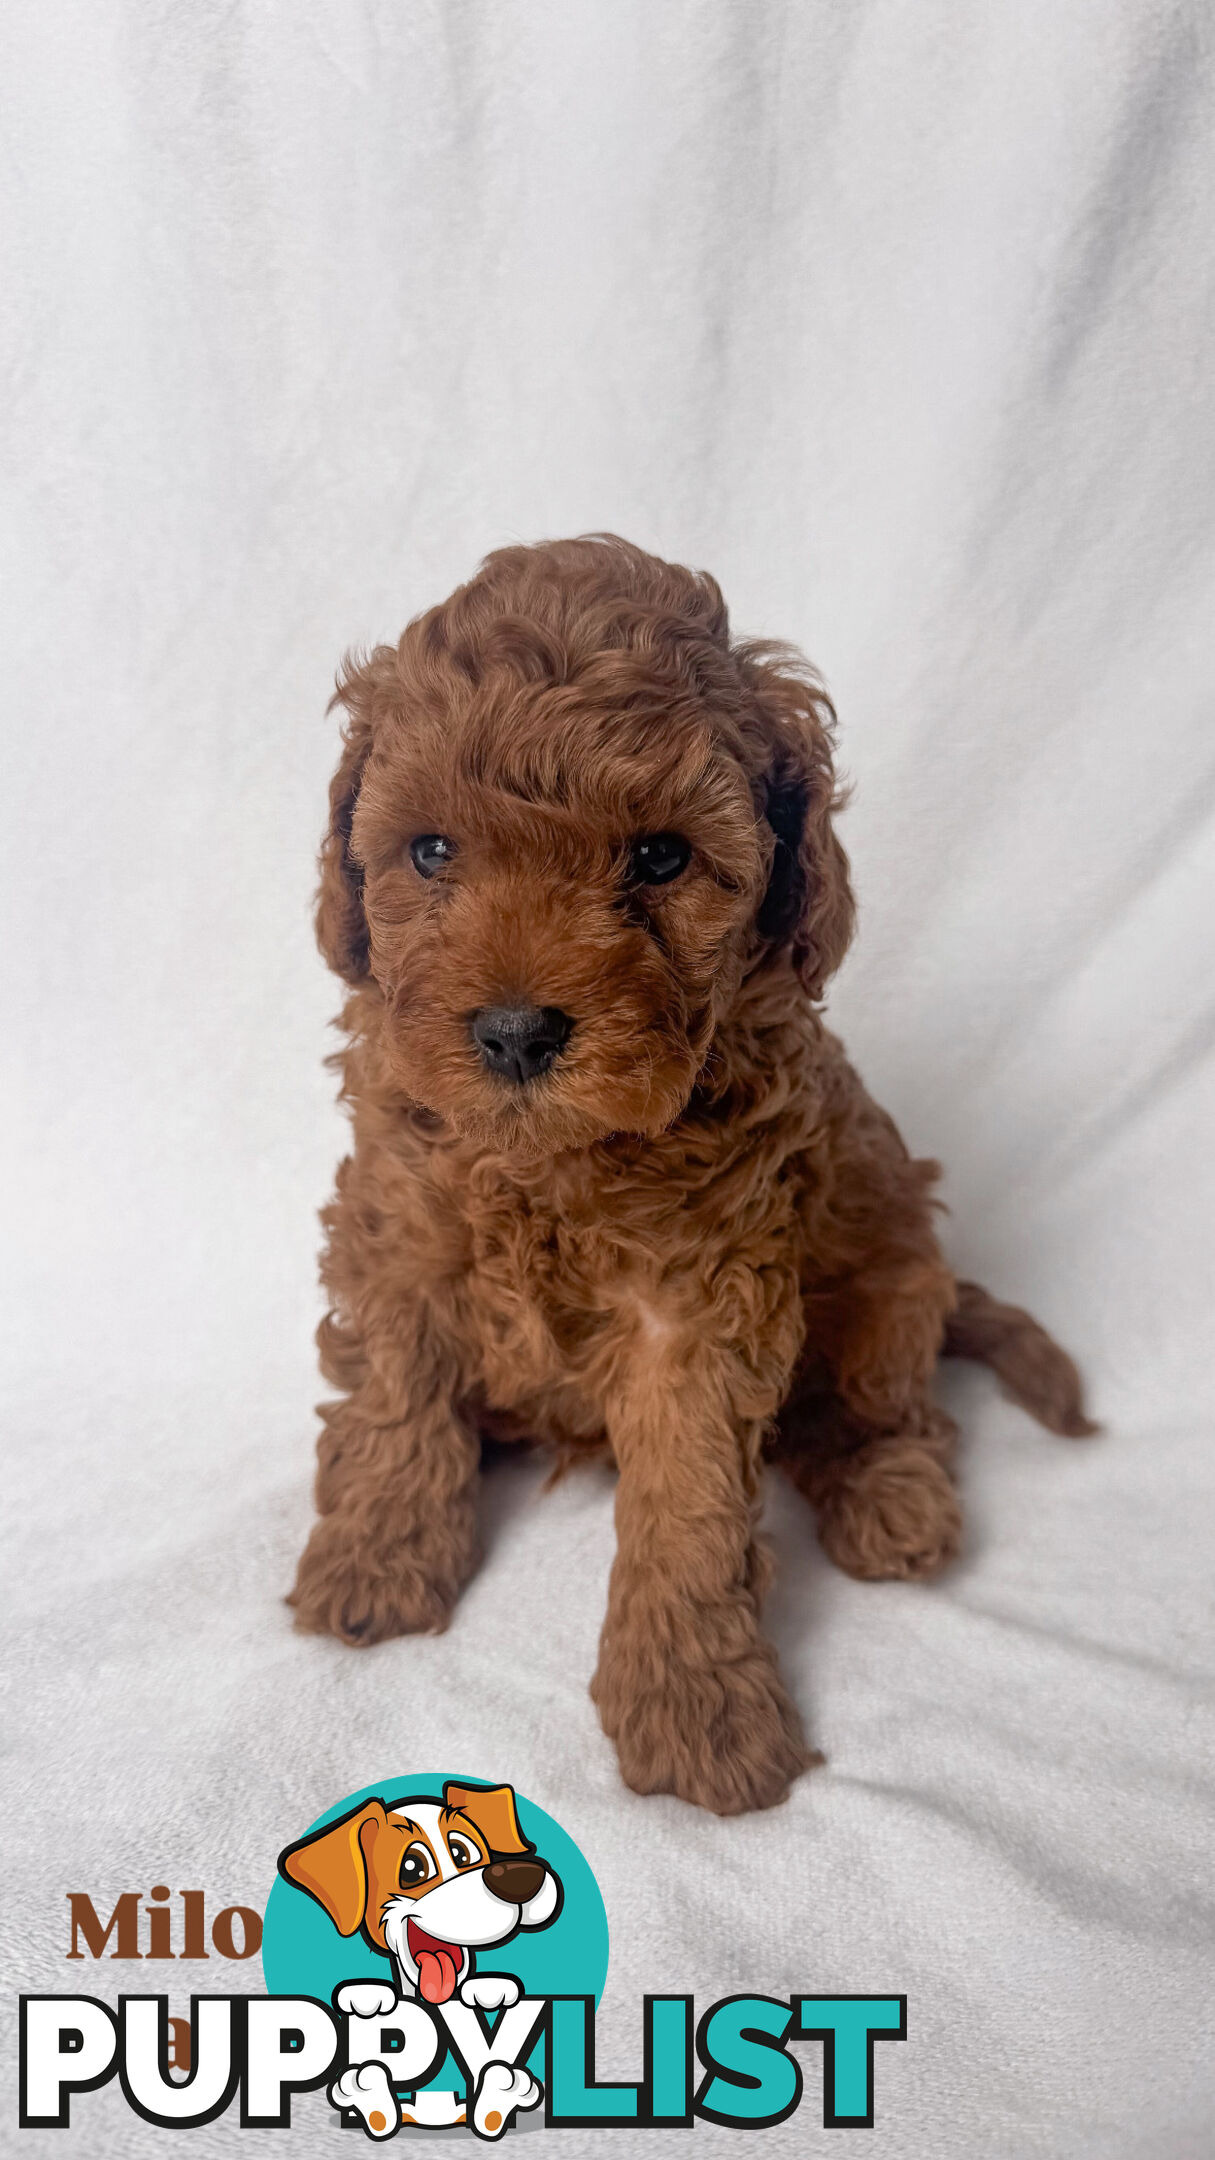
19,1774,905,2138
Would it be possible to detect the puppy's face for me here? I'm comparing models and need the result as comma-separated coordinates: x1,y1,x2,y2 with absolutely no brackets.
350,697,765,1153
318,541,854,1154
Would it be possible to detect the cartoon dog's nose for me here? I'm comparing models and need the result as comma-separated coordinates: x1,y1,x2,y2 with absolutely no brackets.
483,1859,547,1906
470,1006,572,1085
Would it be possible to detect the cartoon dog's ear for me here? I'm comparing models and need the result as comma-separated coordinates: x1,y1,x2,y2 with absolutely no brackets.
278,1800,388,1936
443,1782,532,1857
739,643,856,1000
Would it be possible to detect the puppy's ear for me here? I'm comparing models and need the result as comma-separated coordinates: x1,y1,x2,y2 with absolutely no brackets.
443,1782,532,1857
316,660,380,984
741,645,855,999
278,1799,387,1936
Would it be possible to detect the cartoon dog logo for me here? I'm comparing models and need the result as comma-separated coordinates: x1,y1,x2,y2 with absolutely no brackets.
279,1783,561,2137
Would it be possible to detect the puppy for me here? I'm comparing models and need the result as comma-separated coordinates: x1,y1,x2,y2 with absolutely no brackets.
289,535,1093,1815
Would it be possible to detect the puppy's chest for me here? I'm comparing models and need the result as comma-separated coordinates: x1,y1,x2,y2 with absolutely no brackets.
442,1137,805,1402
459,1184,642,1391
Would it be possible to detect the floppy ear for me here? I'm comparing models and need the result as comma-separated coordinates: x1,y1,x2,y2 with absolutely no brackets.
741,644,855,999
443,1782,532,1857
315,663,378,984
278,1799,387,1935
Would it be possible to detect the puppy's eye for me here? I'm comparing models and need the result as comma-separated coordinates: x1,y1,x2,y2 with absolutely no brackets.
399,1843,433,1888
628,833,691,886
409,834,457,878
446,1835,477,1870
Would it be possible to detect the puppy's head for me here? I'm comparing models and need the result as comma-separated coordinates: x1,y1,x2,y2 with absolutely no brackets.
279,1782,561,2005
318,536,853,1153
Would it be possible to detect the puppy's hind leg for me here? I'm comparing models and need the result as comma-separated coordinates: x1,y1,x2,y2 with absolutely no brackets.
777,1387,961,1583
777,1263,962,1584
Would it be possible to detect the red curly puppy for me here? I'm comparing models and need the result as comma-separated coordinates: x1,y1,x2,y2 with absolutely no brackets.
289,535,1093,1815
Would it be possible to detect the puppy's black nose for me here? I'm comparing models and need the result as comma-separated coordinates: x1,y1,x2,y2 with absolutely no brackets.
483,1859,546,1906
470,1005,572,1085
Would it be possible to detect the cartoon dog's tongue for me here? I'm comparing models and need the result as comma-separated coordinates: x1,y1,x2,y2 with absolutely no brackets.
407,1920,462,2005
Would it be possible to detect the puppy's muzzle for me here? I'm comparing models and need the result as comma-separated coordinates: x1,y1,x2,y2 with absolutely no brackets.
482,1858,547,1904
470,1006,573,1086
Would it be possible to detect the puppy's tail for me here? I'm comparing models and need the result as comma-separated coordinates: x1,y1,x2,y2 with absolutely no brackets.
942,1280,1098,1437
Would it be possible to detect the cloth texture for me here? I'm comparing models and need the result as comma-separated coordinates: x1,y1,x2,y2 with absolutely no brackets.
2,3,1213,2153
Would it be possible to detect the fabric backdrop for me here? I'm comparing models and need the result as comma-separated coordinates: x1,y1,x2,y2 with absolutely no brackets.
2,3,1213,2154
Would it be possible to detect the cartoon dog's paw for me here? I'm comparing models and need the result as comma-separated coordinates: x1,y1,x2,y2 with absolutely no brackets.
472,2060,542,2140
336,1980,399,2020
329,2062,399,2139
460,1973,520,2011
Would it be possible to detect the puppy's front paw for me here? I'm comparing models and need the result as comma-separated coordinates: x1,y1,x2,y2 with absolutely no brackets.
816,1440,961,1582
593,1639,812,1815
288,1514,471,1645
460,1973,520,2011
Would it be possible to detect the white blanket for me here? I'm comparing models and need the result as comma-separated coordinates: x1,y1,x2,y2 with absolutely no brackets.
2,3,1213,2152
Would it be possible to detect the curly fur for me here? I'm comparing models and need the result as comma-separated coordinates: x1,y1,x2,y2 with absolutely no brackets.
289,534,1094,1815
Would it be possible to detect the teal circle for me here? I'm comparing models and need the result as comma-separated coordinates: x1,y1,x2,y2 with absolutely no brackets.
262,1773,609,2096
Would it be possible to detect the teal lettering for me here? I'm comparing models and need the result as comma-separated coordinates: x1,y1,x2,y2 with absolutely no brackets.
645,1996,692,2122
695,1996,800,2128
793,1996,906,2125
546,1998,640,2125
